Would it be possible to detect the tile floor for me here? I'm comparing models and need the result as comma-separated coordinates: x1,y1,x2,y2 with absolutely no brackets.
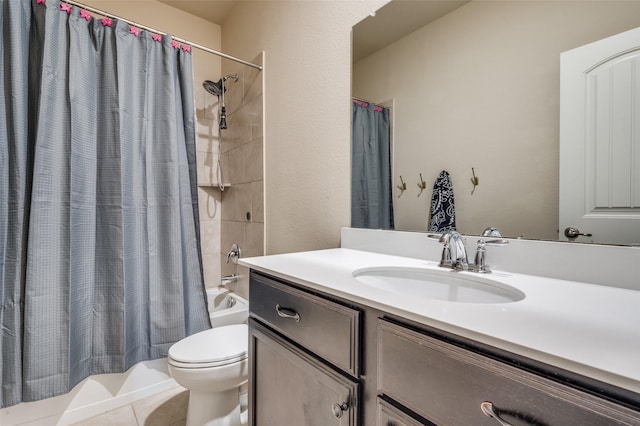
70,386,189,426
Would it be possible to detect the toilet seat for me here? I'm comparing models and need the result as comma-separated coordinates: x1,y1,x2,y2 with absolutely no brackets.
168,324,248,369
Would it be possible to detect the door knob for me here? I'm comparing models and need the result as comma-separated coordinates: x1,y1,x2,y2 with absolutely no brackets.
564,227,592,240
331,402,349,418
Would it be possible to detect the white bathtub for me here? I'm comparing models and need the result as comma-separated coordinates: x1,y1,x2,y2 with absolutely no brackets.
206,287,249,328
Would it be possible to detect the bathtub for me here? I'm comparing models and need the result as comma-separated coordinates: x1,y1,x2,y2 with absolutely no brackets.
206,287,249,328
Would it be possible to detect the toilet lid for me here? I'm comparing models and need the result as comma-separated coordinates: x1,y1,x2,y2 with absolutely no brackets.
168,324,248,365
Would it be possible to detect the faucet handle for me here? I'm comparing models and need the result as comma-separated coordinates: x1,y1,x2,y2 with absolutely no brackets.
482,227,502,238
484,238,509,246
472,239,508,273
226,243,241,264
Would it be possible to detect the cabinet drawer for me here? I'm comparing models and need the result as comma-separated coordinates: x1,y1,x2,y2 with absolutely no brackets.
250,272,361,376
378,319,640,426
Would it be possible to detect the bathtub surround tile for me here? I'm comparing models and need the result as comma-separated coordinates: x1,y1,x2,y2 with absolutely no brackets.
251,180,264,223
233,110,251,147
196,150,217,186
203,256,222,289
244,68,262,105
249,95,263,140
197,187,221,221
244,139,263,183
235,265,250,299
245,222,265,258
221,221,246,258
227,146,245,184
219,150,231,183
220,187,236,222
216,56,263,289
225,77,243,116
220,113,238,153
200,220,221,255
220,253,236,278
196,85,217,121
196,116,218,153
234,184,252,223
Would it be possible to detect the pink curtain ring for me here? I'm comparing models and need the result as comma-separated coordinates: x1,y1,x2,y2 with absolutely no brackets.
60,3,72,15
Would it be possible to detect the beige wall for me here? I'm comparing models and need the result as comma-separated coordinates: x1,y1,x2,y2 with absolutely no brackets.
354,1,640,239
222,0,388,255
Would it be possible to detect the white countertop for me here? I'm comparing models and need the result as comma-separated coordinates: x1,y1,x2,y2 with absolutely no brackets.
240,248,640,396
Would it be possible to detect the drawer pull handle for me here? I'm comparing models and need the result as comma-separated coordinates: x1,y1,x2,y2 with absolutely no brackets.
275,304,301,322
331,402,349,418
480,402,513,426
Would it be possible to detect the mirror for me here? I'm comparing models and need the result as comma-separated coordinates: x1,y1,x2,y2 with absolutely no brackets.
352,0,640,244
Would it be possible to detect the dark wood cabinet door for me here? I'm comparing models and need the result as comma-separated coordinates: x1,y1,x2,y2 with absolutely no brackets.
249,319,359,426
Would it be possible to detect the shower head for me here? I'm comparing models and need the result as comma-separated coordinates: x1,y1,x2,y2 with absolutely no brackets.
203,79,224,97
204,75,238,130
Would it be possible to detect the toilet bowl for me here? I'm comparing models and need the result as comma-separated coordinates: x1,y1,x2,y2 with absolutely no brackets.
168,299,249,426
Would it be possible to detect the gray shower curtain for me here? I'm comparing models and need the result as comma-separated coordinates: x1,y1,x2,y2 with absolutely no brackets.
351,101,393,229
1,0,210,408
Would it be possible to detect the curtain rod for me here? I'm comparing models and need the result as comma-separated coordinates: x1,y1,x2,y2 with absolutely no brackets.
64,0,263,71
353,96,385,108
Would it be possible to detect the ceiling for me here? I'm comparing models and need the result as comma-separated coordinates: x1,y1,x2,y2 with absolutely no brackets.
158,0,237,25
158,0,469,61
352,0,469,63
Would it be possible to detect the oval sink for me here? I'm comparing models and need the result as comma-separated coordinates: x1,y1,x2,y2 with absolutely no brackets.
353,267,525,304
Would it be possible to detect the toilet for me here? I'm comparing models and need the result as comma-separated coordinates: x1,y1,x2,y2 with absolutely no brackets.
168,289,249,426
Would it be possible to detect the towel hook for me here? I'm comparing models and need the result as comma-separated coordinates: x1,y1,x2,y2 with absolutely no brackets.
417,173,427,197
397,175,407,197
470,167,479,195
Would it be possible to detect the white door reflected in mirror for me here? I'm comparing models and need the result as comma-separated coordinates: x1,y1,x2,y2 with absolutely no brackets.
560,26,640,245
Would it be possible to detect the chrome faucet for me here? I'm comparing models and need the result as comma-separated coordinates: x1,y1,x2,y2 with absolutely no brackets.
435,230,509,273
472,238,508,273
438,230,470,271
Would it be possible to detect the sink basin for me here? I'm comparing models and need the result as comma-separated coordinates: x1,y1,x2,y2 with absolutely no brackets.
353,267,525,304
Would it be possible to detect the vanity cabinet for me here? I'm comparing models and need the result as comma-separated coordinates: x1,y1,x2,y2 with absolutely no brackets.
377,319,640,426
248,272,361,425
248,270,640,426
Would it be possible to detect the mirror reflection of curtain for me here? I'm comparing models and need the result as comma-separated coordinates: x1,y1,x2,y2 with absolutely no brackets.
351,100,394,229
0,1,209,408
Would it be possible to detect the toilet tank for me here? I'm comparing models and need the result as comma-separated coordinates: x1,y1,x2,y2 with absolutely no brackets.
206,287,249,328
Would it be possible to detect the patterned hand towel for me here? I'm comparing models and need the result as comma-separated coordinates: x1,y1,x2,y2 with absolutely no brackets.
429,170,456,232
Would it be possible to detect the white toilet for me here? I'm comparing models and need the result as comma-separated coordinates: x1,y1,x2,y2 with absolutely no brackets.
168,289,249,426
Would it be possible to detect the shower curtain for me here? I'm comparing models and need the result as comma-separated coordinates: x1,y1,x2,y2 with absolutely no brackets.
0,0,210,408
351,100,394,229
